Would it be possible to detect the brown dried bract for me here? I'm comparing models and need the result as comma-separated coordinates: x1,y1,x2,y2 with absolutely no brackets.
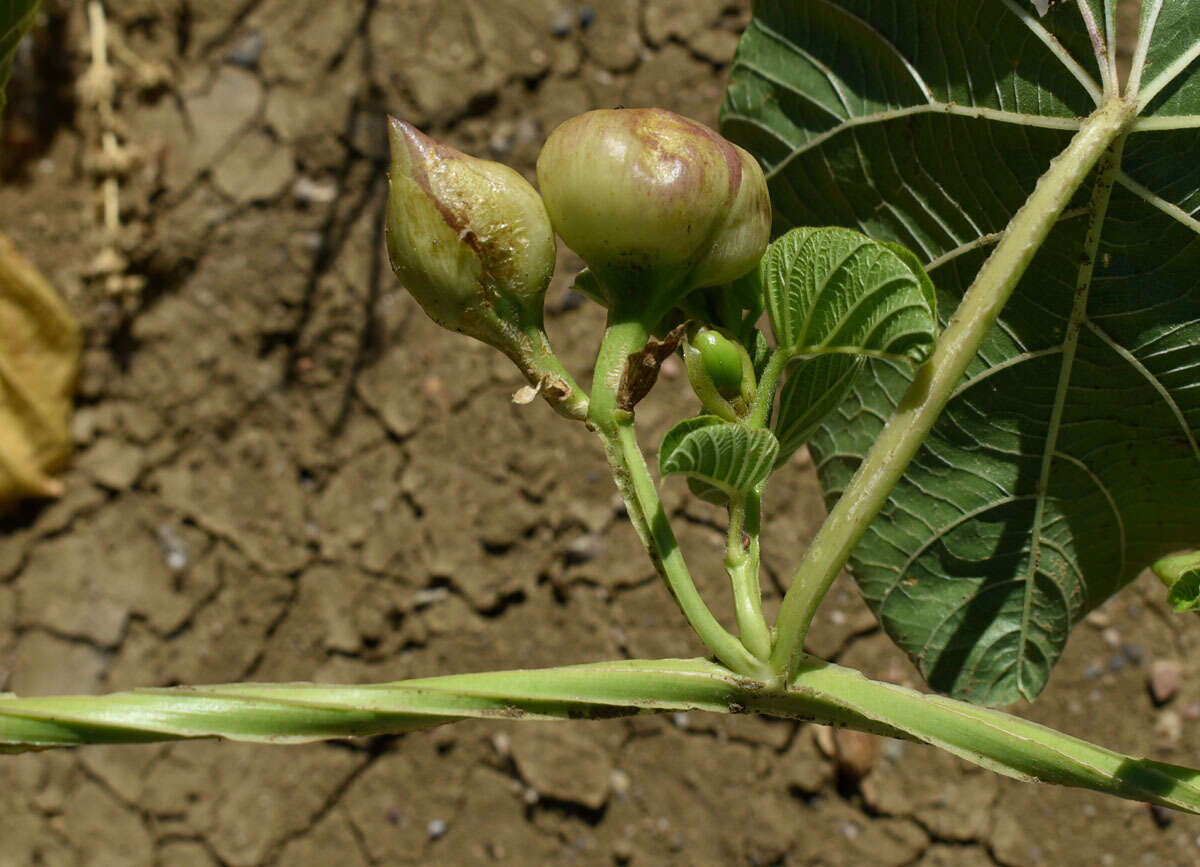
0,232,81,508
616,321,688,412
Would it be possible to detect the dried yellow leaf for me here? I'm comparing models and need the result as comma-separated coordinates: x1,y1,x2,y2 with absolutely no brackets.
0,231,81,507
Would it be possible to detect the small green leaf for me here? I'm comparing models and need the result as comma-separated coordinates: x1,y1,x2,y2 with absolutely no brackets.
569,268,607,307
881,241,938,334
0,0,40,119
762,228,938,365
687,477,730,507
659,416,778,497
774,354,866,467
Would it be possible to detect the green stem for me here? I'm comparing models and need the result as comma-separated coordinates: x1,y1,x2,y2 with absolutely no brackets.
4,657,1199,814
612,421,764,676
511,325,590,421
588,310,766,677
769,96,1138,679
725,493,772,661
748,347,792,429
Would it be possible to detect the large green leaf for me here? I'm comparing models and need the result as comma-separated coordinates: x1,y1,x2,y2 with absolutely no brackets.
659,415,779,498
723,1,1200,704
0,0,39,119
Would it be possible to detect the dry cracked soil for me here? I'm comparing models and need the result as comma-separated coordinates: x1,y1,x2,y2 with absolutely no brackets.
2,1,1200,865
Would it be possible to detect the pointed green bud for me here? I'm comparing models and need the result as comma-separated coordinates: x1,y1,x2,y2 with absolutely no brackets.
536,108,771,324
386,117,556,349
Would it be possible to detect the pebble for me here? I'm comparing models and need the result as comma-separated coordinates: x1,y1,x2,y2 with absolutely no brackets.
1154,709,1183,744
427,818,447,839
578,5,596,28
226,31,264,69
548,287,585,313
564,533,603,565
156,524,190,572
1149,804,1174,829
292,176,337,204
815,726,878,780
1149,659,1183,705
549,7,574,37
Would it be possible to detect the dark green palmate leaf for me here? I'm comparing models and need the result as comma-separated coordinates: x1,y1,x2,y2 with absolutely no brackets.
723,0,1200,704
659,415,779,498
762,227,938,363
0,0,39,118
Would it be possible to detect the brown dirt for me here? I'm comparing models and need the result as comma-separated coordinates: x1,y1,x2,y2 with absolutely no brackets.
2,2,1199,864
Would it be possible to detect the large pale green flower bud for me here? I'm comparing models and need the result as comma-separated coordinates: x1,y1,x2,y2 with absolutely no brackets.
536,108,771,324
386,117,556,350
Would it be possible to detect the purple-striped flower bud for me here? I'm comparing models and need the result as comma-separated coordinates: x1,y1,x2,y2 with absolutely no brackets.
386,118,556,348
536,108,770,322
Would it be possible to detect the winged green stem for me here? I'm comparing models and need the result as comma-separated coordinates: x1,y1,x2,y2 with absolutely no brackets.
589,313,766,677
4,656,1199,813
768,96,1139,680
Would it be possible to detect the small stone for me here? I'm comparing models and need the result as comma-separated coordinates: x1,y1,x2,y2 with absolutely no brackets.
226,31,264,69
1149,659,1183,705
77,436,144,490
292,176,337,204
578,5,596,28
213,132,295,202
427,818,447,839
509,725,613,810
1148,803,1174,829
1154,709,1183,744
564,533,603,565
815,726,879,780
548,287,585,313
156,524,190,572
549,8,574,38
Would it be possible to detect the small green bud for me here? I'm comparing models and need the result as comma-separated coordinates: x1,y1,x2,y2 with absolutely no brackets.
683,327,757,421
386,117,556,349
694,330,745,395
536,108,770,324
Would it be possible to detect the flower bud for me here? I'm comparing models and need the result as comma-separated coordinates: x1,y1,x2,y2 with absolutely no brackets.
386,117,556,348
694,329,746,395
683,327,756,421
536,108,771,323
